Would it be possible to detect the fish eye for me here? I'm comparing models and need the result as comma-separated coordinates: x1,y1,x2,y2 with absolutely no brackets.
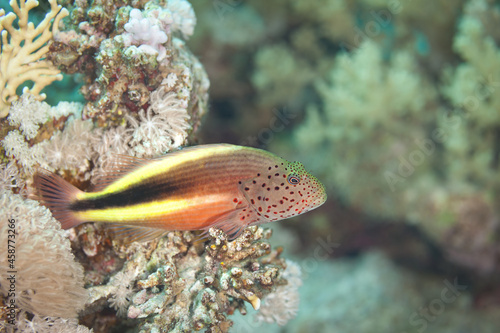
287,174,301,185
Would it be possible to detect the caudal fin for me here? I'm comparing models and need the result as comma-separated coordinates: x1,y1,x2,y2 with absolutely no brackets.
33,169,84,229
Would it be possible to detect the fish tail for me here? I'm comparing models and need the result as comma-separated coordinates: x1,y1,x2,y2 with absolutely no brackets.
33,169,85,229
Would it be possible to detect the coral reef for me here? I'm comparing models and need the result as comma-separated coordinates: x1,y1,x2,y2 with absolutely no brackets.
233,252,500,333
0,190,87,328
0,2,298,332
293,40,438,221
49,0,208,130
1,0,210,182
188,0,464,144
0,0,68,117
81,226,292,332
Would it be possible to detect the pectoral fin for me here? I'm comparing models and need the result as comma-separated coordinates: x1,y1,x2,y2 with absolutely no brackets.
197,204,256,242
238,178,271,223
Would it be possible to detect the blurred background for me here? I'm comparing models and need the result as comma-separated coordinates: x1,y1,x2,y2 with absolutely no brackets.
187,0,500,332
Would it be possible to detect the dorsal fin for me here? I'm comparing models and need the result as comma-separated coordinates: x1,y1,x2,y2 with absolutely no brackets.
92,154,150,191
107,224,169,244
92,144,236,191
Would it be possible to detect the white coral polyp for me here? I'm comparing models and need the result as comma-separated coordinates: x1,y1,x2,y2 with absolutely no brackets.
123,8,169,61
8,94,50,140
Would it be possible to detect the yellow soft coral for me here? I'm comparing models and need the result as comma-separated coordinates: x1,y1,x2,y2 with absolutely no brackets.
0,0,68,118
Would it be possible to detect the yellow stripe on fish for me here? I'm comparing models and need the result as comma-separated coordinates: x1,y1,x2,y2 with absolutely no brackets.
34,144,327,242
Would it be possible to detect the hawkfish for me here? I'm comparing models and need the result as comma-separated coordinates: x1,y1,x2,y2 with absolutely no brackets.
34,144,327,242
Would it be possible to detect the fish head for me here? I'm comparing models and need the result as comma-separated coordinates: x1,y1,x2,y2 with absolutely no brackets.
240,160,327,224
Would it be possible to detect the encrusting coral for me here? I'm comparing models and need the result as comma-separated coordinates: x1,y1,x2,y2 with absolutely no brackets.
0,0,68,118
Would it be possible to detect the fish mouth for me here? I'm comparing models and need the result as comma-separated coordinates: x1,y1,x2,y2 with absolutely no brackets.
310,186,327,207
314,193,327,208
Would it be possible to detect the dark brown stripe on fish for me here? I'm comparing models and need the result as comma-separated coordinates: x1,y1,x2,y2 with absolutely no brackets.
70,178,180,211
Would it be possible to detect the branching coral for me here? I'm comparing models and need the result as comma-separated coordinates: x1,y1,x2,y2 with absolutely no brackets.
123,8,169,61
0,0,69,117
441,0,500,193
82,226,291,332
